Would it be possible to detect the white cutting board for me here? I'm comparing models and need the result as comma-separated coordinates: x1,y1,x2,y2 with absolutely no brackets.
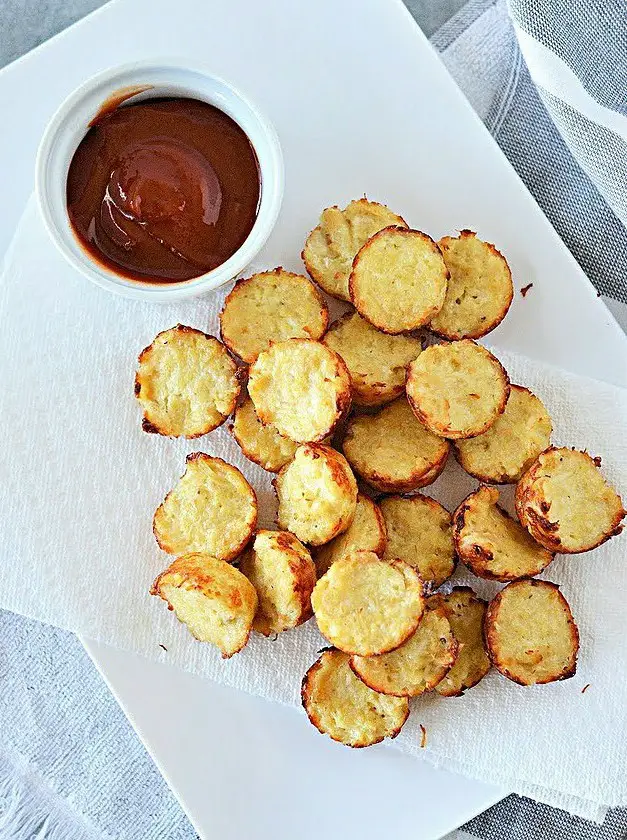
1,0,625,837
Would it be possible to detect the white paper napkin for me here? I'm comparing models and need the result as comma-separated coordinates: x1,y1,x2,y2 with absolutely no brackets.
1,198,626,822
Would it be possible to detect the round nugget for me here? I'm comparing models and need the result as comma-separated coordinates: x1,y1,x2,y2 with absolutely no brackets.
515,447,625,553
350,608,458,697
151,553,257,658
430,230,513,340
349,227,448,334
275,444,358,546
153,453,257,561
454,385,552,483
311,551,425,656
427,588,491,696
322,311,422,407
239,530,316,636
135,325,240,438
230,397,297,473
484,579,579,685
219,269,328,363
302,199,408,301
380,494,456,589
406,340,510,439
453,486,554,581
342,398,450,493
314,493,387,577
248,339,352,443
301,649,409,748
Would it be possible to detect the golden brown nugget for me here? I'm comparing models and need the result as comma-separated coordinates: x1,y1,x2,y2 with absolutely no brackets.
230,397,297,473
515,447,625,553
301,649,409,747
239,530,316,636
427,588,491,696
322,311,422,407
151,553,257,658
311,551,424,656
454,385,552,483
314,493,387,577
275,444,358,546
153,453,257,561
484,579,579,685
380,494,456,589
342,398,450,492
453,486,554,581
349,227,449,334
219,269,328,363
135,325,240,438
406,339,510,439
430,230,513,340
302,198,408,301
248,339,352,443
350,608,458,697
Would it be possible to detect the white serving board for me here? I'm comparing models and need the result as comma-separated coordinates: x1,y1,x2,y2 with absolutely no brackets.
1,0,625,837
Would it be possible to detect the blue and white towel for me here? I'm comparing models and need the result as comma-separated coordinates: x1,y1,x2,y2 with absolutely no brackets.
428,0,627,310
0,1,626,839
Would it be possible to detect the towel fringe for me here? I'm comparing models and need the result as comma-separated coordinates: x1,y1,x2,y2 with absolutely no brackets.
0,748,102,840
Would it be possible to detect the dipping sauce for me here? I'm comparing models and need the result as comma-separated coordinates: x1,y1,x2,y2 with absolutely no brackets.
66,97,260,283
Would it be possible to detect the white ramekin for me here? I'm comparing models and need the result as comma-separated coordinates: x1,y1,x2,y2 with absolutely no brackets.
35,60,284,301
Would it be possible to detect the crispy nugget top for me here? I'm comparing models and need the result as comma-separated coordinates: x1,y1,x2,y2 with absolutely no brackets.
275,444,357,546
349,227,448,334
302,648,409,747
248,339,352,443
240,530,316,636
485,579,579,685
515,447,625,553
427,588,491,696
135,325,240,438
151,552,258,658
312,551,424,656
323,311,422,407
153,453,257,561
303,199,407,301
343,398,449,492
381,494,455,589
230,397,297,473
431,230,513,340
350,608,458,697
454,385,552,483
453,485,554,581
220,269,328,363
406,339,510,439
314,493,387,577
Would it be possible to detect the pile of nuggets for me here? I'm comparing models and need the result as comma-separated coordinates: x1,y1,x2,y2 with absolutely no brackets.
135,199,625,748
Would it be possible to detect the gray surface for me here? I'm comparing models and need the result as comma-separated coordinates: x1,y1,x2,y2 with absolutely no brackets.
0,0,106,67
405,0,468,36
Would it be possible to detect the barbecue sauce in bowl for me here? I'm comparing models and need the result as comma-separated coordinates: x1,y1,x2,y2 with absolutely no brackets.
66,97,261,283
